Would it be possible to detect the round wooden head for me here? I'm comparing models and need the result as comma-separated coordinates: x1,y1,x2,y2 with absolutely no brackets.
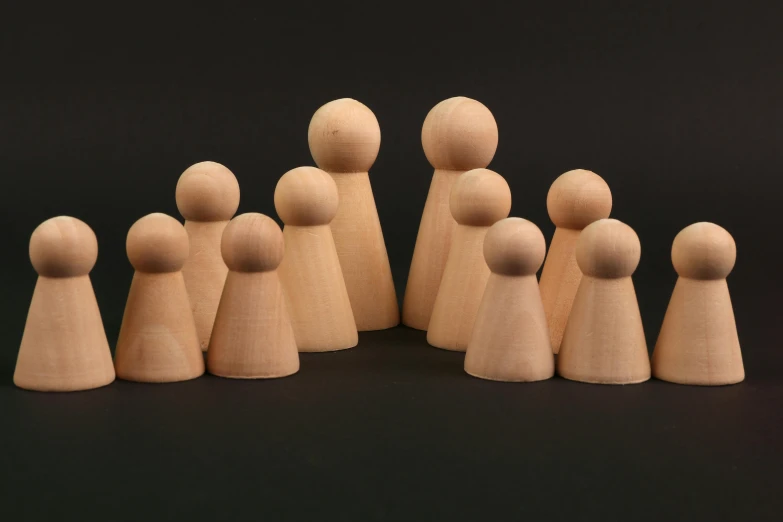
308,98,381,173
274,166,339,226
221,213,284,273
175,161,240,222
449,168,512,226
483,217,546,276
546,169,612,230
672,222,736,280
576,218,641,278
29,216,98,277
421,97,498,171
126,213,190,273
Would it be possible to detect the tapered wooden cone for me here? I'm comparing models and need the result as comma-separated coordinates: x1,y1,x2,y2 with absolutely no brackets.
651,223,744,385
14,217,115,392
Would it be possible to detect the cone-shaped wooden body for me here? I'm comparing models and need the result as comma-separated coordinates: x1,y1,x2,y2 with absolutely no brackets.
177,161,240,351
275,167,357,352
652,223,744,385
402,97,498,330
465,218,554,382
14,217,115,392
207,213,299,378
308,98,399,331
539,170,612,354
557,219,650,384
427,169,511,351
114,213,205,383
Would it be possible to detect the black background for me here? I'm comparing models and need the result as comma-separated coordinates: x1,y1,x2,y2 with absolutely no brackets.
2,2,781,520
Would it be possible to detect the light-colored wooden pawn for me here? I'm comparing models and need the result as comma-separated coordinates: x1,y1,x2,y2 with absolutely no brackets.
427,168,512,352
14,217,115,392
465,218,554,382
652,223,744,385
176,161,240,351
402,97,499,331
207,213,299,378
557,219,650,384
308,98,399,331
114,213,205,383
539,169,612,354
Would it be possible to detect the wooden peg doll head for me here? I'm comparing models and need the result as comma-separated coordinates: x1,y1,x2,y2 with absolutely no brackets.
547,169,613,230
176,161,240,222
449,168,512,227
220,213,285,273
29,216,99,278
671,222,736,281
308,98,381,174
126,213,190,273
483,217,547,277
575,218,641,279
274,166,339,227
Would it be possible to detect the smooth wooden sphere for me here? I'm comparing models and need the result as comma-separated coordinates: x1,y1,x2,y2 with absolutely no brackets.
274,166,339,226
421,97,498,171
672,222,736,280
483,217,546,276
547,169,612,229
449,168,512,226
221,213,284,272
175,161,240,221
308,98,381,173
126,213,190,273
30,216,98,277
576,218,640,278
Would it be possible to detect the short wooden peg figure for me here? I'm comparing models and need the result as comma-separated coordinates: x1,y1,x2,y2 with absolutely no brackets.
275,166,358,352
465,218,554,382
402,97,499,331
14,217,115,392
557,218,650,385
308,98,399,331
207,213,299,379
114,213,205,383
427,168,512,352
539,169,612,354
651,222,744,385
176,161,241,351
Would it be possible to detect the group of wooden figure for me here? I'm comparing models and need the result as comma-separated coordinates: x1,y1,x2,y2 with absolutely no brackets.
13,97,745,392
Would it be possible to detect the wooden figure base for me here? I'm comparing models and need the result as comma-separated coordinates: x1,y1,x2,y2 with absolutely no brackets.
539,227,582,354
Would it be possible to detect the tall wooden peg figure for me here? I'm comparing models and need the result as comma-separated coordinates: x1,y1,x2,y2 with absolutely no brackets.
539,169,612,354
465,218,554,382
14,217,115,392
557,219,650,385
651,223,744,385
176,161,240,351
427,168,512,351
207,213,299,379
275,167,358,352
114,213,205,383
308,98,399,331
402,97,499,330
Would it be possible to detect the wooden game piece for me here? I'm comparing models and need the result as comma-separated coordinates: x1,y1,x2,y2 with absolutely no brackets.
539,169,612,354
114,213,205,383
207,213,299,378
427,168,512,351
402,97,499,331
274,166,358,352
465,218,554,382
308,98,399,331
14,217,115,392
557,218,650,385
651,223,744,385
176,161,240,351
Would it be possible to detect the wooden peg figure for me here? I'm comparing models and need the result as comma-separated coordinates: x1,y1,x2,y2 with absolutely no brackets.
14,217,115,392
402,97,499,331
557,219,650,384
427,168,512,352
651,223,744,385
539,169,612,354
465,218,554,382
275,167,358,352
308,98,399,331
114,213,205,383
176,161,240,351
207,213,299,378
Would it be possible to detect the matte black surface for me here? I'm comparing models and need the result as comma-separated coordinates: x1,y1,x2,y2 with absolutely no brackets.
2,2,781,520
